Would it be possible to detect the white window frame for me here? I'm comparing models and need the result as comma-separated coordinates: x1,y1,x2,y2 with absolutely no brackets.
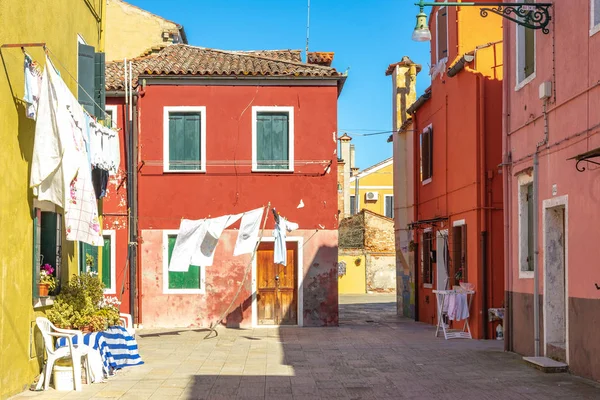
102,230,117,294
436,6,449,63
105,105,118,129
384,194,394,218
515,17,536,90
591,0,600,36
422,228,433,289
163,106,207,173
518,173,534,279
251,106,295,172
162,230,206,294
421,124,433,185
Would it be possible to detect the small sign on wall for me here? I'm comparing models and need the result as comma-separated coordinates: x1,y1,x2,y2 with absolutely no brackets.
552,184,558,196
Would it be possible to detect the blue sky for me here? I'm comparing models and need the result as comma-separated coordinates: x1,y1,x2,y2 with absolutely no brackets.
126,0,432,169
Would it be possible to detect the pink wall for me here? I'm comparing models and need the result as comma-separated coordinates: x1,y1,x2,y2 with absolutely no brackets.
504,0,600,300
140,229,338,328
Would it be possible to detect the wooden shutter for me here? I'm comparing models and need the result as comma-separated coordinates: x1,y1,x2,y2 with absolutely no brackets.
169,112,201,170
524,27,535,78
527,184,534,271
350,195,356,215
385,196,394,218
437,7,448,61
102,235,111,289
423,232,432,284
167,235,200,289
257,112,289,170
94,52,106,119
80,242,99,274
78,43,96,115
421,127,433,181
460,225,467,281
40,212,58,270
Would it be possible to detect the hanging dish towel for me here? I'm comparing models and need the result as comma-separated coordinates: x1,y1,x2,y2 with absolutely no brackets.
233,207,265,256
273,217,299,266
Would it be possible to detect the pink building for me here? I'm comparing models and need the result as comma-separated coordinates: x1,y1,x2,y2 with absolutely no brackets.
503,0,600,381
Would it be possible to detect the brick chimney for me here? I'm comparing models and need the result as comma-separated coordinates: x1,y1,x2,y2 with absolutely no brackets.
307,52,334,67
338,133,352,217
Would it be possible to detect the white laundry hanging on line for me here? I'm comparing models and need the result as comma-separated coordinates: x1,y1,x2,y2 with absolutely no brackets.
23,53,42,120
30,56,102,246
273,217,299,266
233,207,265,256
191,213,242,267
169,219,207,272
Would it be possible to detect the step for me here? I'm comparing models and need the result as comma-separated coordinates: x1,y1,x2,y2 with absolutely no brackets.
523,356,568,373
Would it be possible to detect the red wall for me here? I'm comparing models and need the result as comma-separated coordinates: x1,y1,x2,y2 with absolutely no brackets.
137,85,339,230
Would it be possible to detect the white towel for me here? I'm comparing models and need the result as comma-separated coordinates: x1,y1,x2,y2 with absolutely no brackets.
191,213,242,267
447,293,457,321
454,293,470,321
233,208,264,256
273,217,299,266
169,219,206,272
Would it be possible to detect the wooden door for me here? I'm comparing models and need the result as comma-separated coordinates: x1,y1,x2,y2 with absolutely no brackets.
257,242,297,325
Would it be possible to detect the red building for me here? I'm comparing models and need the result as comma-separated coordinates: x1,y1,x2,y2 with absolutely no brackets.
104,45,345,328
406,4,504,339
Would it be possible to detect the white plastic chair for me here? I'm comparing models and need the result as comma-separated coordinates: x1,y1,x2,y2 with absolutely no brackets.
35,317,91,391
119,313,135,337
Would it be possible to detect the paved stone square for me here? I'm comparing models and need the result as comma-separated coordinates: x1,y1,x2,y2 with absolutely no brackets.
10,294,600,399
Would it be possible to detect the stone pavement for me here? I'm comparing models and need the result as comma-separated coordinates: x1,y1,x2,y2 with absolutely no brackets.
10,293,600,399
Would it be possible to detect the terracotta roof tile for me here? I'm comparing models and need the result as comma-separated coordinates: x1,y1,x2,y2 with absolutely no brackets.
106,44,342,91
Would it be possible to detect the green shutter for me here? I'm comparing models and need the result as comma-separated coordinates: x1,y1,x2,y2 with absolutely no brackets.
78,43,96,115
102,235,111,289
40,212,58,270
94,52,106,119
256,112,289,170
167,235,201,289
527,184,534,272
80,242,99,275
169,113,201,170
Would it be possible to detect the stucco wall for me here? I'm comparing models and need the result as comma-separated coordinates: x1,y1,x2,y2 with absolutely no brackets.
140,229,338,328
366,254,395,293
105,0,181,61
0,1,105,397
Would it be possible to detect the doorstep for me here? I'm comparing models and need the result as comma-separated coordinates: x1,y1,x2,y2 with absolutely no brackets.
523,356,568,373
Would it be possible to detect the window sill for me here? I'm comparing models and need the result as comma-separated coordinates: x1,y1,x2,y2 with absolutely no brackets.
515,72,536,91
422,178,432,186
423,283,433,289
252,168,294,173
33,296,55,309
163,289,205,295
519,270,534,279
590,24,600,37
163,169,206,173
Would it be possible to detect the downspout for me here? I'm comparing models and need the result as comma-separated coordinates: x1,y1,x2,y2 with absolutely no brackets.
132,90,139,326
533,98,549,357
412,111,419,322
501,18,511,353
478,74,488,339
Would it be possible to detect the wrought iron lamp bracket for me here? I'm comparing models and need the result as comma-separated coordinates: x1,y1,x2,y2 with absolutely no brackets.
575,156,600,172
415,2,553,34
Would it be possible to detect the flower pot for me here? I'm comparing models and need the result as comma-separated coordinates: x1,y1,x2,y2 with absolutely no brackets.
81,325,93,333
38,283,50,297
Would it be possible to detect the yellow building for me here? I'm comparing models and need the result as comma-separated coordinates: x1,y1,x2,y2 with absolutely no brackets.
0,1,105,398
105,0,187,61
349,158,394,218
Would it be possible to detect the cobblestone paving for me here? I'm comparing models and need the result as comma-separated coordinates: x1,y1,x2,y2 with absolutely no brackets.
10,294,600,399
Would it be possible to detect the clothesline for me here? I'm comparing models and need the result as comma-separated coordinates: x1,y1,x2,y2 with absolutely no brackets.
2,42,115,124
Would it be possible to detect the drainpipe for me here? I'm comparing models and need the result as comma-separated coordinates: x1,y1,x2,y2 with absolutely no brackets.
501,19,511,353
412,111,420,322
533,98,550,357
477,75,488,339
354,175,360,214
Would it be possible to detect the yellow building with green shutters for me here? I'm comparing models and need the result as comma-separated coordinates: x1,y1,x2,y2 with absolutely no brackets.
0,1,106,397
349,157,394,218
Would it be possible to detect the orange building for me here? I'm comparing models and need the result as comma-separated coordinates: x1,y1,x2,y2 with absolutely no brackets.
406,2,504,339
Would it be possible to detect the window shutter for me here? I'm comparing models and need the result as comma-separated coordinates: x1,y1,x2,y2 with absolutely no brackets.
460,225,467,281
385,196,394,218
40,212,58,270
167,235,200,289
422,128,433,180
524,27,535,78
80,242,99,274
257,112,289,169
169,113,201,170
527,184,534,271
183,113,201,169
102,235,111,289
78,43,96,115
437,8,448,61
94,52,106,119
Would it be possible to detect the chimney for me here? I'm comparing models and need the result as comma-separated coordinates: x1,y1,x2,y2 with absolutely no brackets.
386,56,421,129
307,52,334,67
338,133,352,217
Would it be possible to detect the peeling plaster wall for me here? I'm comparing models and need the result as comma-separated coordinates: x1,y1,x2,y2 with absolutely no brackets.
366,254,396,293
140,229,338,328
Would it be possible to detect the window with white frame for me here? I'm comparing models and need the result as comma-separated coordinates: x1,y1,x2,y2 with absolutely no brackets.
105,105,117,129
420,125,433,183
384,195,394,219
102,230,116,294
163,231,205,294
163,106,206,172
516,2,536,86
436,6,448,62
592,0,600,34
421,231,433,286
252,106,294,171
33,208,62,301
350,195,357,215
518,174,535,277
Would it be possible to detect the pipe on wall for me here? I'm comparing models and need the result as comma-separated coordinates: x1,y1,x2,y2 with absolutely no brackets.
477,74,488,339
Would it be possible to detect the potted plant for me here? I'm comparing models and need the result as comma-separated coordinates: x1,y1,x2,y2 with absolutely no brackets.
39,263,58,297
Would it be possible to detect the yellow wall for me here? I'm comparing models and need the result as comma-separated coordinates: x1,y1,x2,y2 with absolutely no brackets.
0,1,105,398
338,254,366,294
105,0,181,61
349,159,394,217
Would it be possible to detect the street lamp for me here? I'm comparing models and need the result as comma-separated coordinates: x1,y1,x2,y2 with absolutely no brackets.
411,1,553,41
